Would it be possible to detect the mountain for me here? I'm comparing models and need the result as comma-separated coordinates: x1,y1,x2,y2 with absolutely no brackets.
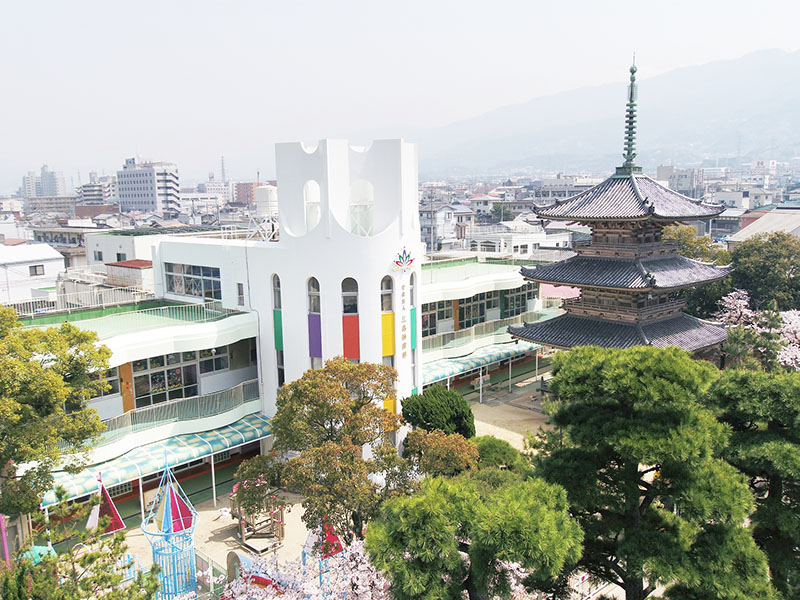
413,49,800,177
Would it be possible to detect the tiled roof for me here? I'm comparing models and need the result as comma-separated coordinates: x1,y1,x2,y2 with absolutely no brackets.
105,259,153,269
508,312,726,352
520,255,731,290
538,174,723,221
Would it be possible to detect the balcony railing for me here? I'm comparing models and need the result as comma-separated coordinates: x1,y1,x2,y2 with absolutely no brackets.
562,297,686,318
421,310,554,353
64,379,260,452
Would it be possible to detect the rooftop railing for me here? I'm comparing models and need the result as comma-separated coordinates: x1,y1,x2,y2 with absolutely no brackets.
63,379,260,452
21,300,241,339
7,286,155,319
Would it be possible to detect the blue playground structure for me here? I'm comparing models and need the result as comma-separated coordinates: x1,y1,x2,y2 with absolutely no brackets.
142,465,198,599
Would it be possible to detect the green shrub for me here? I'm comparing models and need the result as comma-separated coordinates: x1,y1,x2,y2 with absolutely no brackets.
402,386,475,438
474,435,531,474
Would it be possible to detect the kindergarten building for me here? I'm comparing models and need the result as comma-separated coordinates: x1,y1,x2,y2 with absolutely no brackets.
6,139,550,546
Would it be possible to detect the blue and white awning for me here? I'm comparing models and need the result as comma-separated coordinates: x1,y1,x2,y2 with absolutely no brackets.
422,341,540,386
42,413,270,507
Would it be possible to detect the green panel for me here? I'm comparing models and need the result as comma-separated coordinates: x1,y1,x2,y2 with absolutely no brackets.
410,307,417,350
411,387,418,395
273,309,283,350
499,290,507,319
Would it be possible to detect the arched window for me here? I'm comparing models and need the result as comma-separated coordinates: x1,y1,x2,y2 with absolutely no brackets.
304,181,321,233
380,276,393,312
272,274,282,309
308,277,320,314
409,272,416,307
349,180,373,236
342,278,358,314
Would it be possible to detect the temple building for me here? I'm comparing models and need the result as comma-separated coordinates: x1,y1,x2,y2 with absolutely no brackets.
509,64,730,354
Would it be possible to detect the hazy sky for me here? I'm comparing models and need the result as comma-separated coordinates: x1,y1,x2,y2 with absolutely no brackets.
2,0,798,193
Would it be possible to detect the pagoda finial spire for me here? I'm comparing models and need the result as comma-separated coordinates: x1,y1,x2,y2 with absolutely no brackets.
616,58,643,175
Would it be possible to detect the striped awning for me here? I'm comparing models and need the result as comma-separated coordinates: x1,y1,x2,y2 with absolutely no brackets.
42,413,270,507
422,341,540,386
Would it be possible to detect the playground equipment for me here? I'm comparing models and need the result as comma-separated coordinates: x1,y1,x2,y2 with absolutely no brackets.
142,465,198,599
229,487,285,554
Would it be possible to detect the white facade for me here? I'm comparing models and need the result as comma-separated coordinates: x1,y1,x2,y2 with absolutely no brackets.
152,139,424,416
117,158,180,213
0,243,65,303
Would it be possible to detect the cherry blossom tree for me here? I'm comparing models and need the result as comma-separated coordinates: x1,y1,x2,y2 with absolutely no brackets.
716,289,800,371
220,540,391,600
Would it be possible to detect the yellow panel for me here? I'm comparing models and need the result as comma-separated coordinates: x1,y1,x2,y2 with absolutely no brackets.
381,312,395,357
383,396,396,414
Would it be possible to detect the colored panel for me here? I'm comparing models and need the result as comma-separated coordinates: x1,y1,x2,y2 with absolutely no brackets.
381,312,395,357
410,307,417,350
308,313,322,357
411,387,418,396
383,396,396,414
119,362,134,413
273,309,283,351
452,299,460,331
342,315,360,360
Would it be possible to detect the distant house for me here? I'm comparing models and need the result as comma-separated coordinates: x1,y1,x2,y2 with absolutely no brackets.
726,207,800,250
0,243,65,303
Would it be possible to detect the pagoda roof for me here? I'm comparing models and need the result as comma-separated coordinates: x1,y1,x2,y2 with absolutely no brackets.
508,312,726,352
536,174,724,222
520,255,732,291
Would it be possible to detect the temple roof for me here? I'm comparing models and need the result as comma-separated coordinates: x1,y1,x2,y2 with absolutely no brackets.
536,174,723,222
508,312,726,352
520,255,732,290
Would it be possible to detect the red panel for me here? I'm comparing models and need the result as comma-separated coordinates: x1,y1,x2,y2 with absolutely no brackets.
342,315,360,360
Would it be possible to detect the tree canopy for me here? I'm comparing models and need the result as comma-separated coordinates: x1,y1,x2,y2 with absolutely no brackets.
366,475,582,600
662,224,731,264
532,345,774,600
403,429,478,478
269,358,413,542
401,386,475,438
0,307,109,514
705,368,800,598
731,231,800,310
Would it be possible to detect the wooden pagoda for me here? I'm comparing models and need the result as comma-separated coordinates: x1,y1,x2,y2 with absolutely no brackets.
509,64,730,354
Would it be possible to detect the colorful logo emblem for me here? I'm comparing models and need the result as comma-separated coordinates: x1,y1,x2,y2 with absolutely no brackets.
393,248,414,272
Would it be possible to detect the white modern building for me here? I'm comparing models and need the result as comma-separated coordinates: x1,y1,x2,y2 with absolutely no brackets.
77,173,118,204
0,243,65,303
117,158,180,213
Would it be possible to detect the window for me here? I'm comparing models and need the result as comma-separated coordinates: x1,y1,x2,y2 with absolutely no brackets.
132,352,199,408
107,481,133,498
311,356,323,370
90,367,120,397
409,273,416,307
116,253,127,262
93,250,103,261
342,278,358,314
199,346,229,374
504,283,536,317
276,350,285,387
382,355,394,367
237,283,245,306
380,276,393,312
165,262,222,300
29,264,44,276
304,181,321,233
272,274,282,309
458,291,500,329
308,277,320,313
